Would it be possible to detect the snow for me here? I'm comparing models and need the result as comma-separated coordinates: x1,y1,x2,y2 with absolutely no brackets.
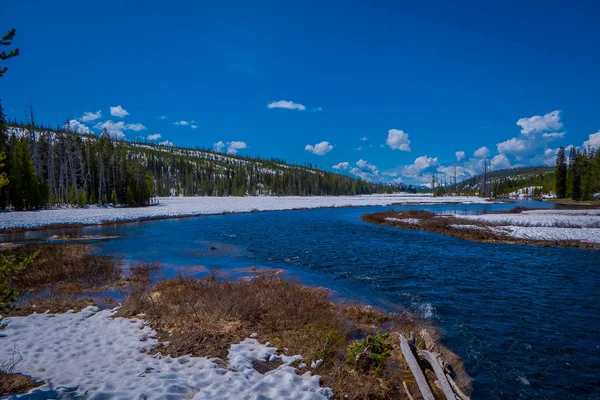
385,217,421,225
0,306,332,399
453,209,600,228
507,186,542,198
0,195,490,230
449,209,600,244
501,226,600,244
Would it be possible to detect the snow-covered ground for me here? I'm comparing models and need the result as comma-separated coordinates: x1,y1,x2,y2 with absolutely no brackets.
385,217,421,225
0,194,489,230
506,186,542,198
451,209,600,244
453,209,600,228
0,306,332,399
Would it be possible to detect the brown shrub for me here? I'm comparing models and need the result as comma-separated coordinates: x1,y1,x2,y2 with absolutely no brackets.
117,275,470,399
9,243,122,292
0,372,41,397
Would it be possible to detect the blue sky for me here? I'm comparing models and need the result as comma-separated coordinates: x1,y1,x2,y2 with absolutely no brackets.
1,0,600,184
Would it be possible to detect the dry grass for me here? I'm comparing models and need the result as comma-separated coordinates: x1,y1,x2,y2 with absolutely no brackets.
4,243,123,315
9,243,122,293
0,372,41,397
117,275,471,399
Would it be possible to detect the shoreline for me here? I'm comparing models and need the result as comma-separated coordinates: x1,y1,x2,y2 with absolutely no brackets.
1,241,472,399
362,209,600,249
0,194,493,233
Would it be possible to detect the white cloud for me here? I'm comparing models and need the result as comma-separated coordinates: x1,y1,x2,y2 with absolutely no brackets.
516,110,562,135
175,120,189,126
126,123,147,132
386,129,411,151
159,115,167,120
541,148,559,166
305,141,333,156
455,151,465,161
159,140,174,147
349,159,379,181
191,125,198,129
491,154,511,169
67,120,92,134
94,120,146,139
147,133,162,141
356,159,378,173
267,100,306,111
497,138,527,155
214,141,225,152
355,147,362,151
80,110,102,122
227,141,247,155
474,146,490,158
94,120,126,139
404,155,439,178
214,140,248,155
542,132,565,139
110,105,129,118
360,137,368,141
332,162,349,170
583,130,600,149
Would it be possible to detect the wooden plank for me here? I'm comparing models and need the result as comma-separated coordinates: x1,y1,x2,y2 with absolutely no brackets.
446,374,470,400
397,333,435,400
420,350,457,400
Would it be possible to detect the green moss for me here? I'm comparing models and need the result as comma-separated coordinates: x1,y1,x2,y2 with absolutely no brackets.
346,333,393,372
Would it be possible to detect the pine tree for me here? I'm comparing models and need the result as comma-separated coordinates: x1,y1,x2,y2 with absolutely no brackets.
110,188,119,205
554,147,567,198
0,28,20,78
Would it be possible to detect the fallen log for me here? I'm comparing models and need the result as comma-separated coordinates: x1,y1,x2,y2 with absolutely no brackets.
397,333,435,400
446,373,470,400
420,350,457,400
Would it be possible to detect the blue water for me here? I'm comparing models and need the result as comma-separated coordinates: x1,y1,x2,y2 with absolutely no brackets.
4,200,600,399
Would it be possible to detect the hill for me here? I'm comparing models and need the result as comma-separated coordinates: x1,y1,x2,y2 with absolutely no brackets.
0,121,406,210
456,166,554,196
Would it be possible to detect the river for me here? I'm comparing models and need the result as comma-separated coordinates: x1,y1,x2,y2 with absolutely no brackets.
3,200,599,399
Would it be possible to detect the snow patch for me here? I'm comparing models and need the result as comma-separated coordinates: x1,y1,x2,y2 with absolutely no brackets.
0,306,332,399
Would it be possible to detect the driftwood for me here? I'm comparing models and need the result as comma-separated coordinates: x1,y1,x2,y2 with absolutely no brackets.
420,350,457,400
446,374,470,400
419,329,436,351
402,381,415,400
397,333,435,400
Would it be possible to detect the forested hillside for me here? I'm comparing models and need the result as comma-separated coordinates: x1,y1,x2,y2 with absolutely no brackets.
451,166,554,197
0,104,404,211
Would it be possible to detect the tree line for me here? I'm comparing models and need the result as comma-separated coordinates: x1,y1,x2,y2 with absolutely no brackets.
554,146,600,201
0,105,404,211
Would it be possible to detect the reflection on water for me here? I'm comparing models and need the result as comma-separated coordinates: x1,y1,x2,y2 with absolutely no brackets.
2,199,599,399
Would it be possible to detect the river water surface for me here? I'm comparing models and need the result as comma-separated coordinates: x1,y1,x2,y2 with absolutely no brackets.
5,200,600,399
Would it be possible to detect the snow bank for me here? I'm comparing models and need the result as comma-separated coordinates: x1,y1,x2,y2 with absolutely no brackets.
449,209,600,244
453,209,600,228
501,226,600,244
0,306,332,399
0,195,489,230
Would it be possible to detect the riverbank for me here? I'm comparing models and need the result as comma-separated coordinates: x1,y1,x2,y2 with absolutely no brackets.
0,195,491,232
0,242,472,399
362,208,600,248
